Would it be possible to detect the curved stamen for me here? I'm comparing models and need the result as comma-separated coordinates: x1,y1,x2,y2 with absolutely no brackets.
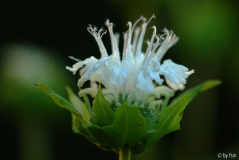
131,16,146,37
69,56,81,62
155,28,179,61
136,15,155,59
144,26,157,60
146,14,156,26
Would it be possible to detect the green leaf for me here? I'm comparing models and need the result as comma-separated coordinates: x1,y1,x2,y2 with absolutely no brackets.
72,113,89,136
66,86,91,124
170,80,221,105
93,85,114,127
102,102,147,154
83,95,94,123
85,125,112,149
34,83,81,118
72,112,110,148
169,80,221,133
147,94,192,146
71,113,110,148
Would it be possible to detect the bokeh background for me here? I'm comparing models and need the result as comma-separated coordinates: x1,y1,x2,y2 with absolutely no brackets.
0,0,238,160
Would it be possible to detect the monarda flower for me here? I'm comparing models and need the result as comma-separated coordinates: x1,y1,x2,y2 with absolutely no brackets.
35,15,220,160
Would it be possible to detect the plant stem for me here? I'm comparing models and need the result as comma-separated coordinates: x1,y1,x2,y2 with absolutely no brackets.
119,145,131,160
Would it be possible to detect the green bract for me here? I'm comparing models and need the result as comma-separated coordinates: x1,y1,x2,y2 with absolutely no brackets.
34,80,220,154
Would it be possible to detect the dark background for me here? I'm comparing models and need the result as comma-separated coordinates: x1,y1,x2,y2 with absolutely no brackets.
0,0,239,160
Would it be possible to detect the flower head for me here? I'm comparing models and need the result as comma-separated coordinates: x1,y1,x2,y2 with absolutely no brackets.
66,15,194,105
35,15,220,157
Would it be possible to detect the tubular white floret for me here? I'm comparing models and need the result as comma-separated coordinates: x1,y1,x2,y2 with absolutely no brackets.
152,100,163,107
106,20,120,61
166,79,185,91
132,27,141,51
79,88,98,97
105,97,113,106
126,22,132,51
127,89,138,104
131,16,146,37
90,80,98,89
136,23,147,59
139,104,145,109
142,92,160,104
103,89,119,103
147,104,155,111
114,33,120,47
116,102,121,107
133,103,139,107
87,25,108,58
154,86,174,97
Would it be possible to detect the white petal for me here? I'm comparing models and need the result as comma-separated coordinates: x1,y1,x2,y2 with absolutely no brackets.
160,59,192,84
148,57,163,85
77,56,113,89
137,71,154,91
82,56,109,79
66,56,97,75
110,64,127,85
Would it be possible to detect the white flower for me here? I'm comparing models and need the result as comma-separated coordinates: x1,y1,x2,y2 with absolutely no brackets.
66,15,194,105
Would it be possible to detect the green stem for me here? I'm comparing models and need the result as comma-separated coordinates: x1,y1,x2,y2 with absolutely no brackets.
119,145,131,160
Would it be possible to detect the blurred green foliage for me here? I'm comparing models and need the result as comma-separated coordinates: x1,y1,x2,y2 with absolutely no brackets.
0,44,70,117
